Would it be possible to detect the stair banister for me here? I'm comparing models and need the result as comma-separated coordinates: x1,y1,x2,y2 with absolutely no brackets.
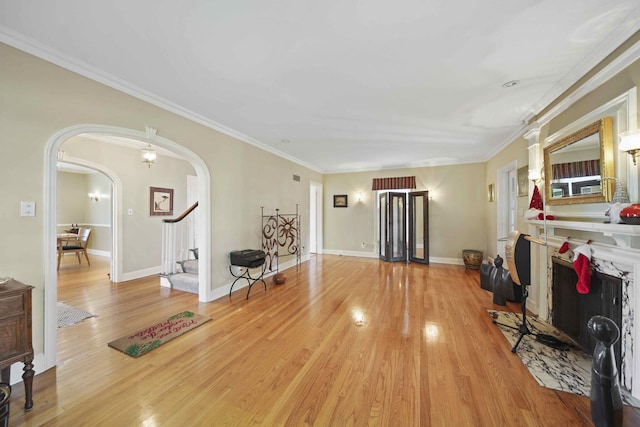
163,201,199,224
161,202,198,275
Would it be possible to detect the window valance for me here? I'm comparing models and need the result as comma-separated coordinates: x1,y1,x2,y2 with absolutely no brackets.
371,176,416,191
551,160,600,180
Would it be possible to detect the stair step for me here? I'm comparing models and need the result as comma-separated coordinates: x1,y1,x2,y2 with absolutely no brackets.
178,259,198,275
167,272,198,294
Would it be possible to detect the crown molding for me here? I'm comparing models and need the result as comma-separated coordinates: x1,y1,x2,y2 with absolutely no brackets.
1,13,638,175
527,6,640,122
483,7,640,162
0,26,324,174
480,123,530,163
536,38,640,127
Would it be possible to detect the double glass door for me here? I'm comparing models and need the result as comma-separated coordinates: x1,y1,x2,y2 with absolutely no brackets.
379,191,429,264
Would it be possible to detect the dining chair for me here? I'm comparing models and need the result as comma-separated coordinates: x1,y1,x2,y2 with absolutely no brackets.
57,227,92,270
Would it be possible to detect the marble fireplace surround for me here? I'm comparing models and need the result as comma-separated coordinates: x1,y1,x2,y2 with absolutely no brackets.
527,219,640,398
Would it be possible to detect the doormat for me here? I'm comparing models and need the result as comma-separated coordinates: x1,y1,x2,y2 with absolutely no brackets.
489,310,640,408
57,301,96,328
108,311,211,358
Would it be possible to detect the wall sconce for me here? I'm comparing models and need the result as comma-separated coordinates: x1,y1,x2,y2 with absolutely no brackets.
619,130,640,165
357,192,363,202
88,193,100,202
141,144,157,168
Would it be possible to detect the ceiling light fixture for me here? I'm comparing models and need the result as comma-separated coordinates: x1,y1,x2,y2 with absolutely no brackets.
502,80,520,88
619,130,640,166
141,144,157,168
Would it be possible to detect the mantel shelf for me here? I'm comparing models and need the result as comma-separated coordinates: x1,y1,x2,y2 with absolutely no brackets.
527,219,640,247
527,219,640,235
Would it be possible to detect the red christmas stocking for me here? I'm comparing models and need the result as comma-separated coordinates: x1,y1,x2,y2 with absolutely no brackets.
558,238,570,254
573,243,592,294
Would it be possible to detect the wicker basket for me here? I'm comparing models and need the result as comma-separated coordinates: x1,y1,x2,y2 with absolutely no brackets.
462,250,483,270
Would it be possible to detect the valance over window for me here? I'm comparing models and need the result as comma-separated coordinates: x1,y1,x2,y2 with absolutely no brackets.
551,160,600,180
371,176,416,191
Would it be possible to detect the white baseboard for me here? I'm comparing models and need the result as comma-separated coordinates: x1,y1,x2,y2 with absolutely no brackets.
209,254,312,302
323,249,465,265
120,266,161,282
273,254,311,271
323,249,379,258
430,257,465,265
527,299,540,315
160,276,171,288
87,248,110,257
59,249,110,259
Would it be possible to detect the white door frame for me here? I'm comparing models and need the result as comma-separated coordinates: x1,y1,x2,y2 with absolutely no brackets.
497,160,518,259
309,181,323,253
187,174,199,256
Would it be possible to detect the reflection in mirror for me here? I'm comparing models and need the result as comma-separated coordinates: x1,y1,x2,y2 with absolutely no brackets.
543,117,613,206
409,191,429,264
412,197,424,257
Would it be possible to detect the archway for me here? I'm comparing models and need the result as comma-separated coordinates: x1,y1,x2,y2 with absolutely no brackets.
43,124,212,372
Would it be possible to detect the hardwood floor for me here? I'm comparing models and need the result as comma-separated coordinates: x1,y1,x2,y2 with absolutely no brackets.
8,255,640,426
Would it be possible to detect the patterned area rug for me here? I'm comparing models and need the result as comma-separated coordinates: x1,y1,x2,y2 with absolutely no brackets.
489,310,640,408
108,311,211,358
57,302,96,328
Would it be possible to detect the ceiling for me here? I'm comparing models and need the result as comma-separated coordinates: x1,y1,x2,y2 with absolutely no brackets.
1,1,639,173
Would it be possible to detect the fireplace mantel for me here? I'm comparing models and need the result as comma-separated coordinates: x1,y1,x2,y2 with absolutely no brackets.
527,219,640,248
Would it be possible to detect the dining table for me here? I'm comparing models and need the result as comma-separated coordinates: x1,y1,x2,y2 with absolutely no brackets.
57,233,79,243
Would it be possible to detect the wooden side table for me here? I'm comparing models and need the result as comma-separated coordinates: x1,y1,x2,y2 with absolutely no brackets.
0,279,34,411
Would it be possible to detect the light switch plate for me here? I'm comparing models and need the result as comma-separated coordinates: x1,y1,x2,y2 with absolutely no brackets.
21,201,36,217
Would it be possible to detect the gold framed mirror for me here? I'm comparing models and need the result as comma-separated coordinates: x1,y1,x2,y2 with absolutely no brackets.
543,117,614,205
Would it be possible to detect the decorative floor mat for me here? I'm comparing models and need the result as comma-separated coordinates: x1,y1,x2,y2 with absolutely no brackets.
489,310,640,408
57,302,96,328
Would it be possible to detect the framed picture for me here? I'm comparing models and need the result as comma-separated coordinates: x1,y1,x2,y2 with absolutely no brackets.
150,187,174,216
517,165,529,197
487,184,495,202
333,194,348,208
